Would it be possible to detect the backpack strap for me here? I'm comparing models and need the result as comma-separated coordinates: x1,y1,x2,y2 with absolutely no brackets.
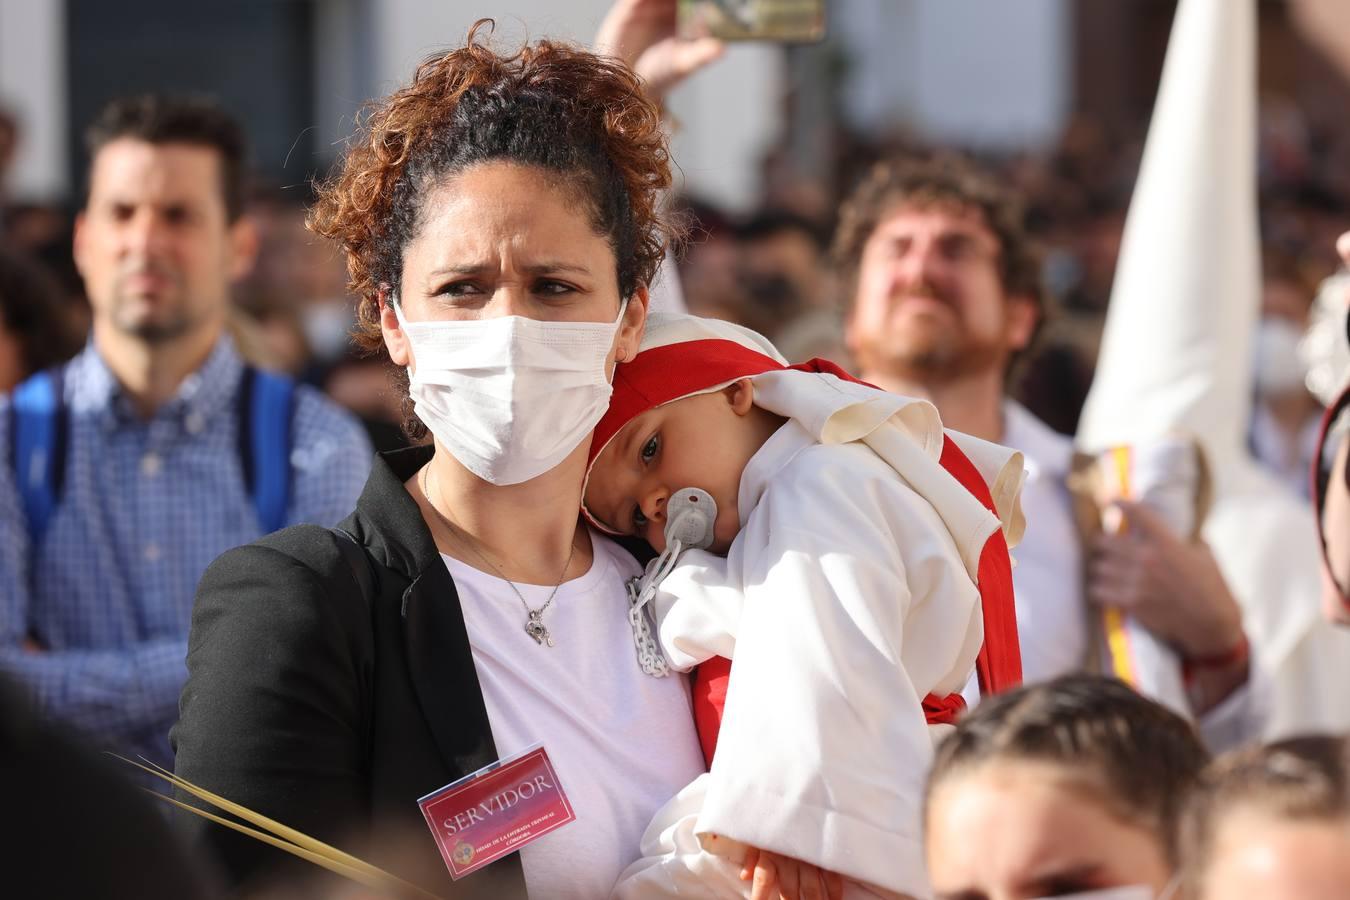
10,369,68,546
238,367,296,534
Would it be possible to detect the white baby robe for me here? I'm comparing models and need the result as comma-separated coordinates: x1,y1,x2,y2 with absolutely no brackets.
611,371,1024,900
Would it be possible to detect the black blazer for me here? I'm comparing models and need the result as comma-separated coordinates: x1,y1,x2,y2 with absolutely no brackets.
172,445,527,898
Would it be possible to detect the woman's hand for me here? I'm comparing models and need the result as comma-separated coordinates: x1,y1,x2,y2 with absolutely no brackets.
593,0,725,102
741,845,844,900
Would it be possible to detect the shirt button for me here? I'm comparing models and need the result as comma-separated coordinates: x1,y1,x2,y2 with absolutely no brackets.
184,413,205,435
143,543,162,562
140,453,163,477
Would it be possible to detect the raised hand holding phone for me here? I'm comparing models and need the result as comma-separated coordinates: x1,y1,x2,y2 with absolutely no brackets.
678,0,825,43
594,0,726,101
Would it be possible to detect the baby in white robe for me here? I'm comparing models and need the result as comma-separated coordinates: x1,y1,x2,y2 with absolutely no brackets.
581,314,1026,900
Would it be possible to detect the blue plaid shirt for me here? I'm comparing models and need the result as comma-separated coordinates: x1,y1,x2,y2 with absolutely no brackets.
0,336,373,773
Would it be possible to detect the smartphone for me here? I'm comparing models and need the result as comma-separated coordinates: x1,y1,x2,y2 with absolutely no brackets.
677,0,826,43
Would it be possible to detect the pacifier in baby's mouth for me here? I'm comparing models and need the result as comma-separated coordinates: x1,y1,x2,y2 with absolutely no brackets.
663,487,717,550
626,487,719,677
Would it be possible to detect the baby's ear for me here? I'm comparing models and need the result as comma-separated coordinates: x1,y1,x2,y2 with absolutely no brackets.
724,378,756,416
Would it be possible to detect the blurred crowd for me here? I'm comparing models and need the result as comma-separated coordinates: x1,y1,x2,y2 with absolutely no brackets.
4,3,1350,897
0,104,408,454
669,99,1350,482
5,91,1349,486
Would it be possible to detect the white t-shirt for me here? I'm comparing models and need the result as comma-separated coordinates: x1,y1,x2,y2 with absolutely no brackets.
1002,401,1088,681
442,534,706,899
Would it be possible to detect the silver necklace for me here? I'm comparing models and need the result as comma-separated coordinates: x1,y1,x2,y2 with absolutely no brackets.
421,467,576,648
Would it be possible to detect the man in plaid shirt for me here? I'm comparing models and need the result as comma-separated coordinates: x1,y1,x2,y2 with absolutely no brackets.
0,95,371,774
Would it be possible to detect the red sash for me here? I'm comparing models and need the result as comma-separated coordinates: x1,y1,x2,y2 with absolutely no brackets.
689,359,1024,766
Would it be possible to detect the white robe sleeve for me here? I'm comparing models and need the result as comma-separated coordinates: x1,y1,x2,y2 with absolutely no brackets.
653,551,745,672
612,776,913,900
690,442,982,899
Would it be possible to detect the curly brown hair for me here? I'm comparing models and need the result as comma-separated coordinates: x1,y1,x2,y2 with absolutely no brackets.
832,154,1044,313
309,21,674,358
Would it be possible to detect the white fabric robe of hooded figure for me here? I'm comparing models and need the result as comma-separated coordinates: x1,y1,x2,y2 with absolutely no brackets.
1075,0,1350,741
610,369,1025,900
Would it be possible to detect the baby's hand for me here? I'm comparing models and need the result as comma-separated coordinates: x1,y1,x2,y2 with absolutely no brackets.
740,846,844,900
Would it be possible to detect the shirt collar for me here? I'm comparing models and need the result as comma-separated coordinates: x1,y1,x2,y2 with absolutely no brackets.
70,333,245,430
1002,400,1075,482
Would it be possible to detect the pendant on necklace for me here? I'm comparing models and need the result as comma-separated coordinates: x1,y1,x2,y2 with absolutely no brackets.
525,610,555,648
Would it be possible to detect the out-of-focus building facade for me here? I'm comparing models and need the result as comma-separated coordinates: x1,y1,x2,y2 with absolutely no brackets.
3,1,1350,214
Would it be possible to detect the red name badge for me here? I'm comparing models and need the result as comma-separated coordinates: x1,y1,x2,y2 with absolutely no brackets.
418,745,576,880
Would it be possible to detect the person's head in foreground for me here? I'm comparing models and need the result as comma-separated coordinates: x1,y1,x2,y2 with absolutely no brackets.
581,313,816,554
1179,735,1350,900
310,21,665,481
924,675,1209,900
834,154,1042,392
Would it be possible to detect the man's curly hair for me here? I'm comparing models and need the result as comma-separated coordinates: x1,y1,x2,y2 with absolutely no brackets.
833,154,1044,313
309,21,674,357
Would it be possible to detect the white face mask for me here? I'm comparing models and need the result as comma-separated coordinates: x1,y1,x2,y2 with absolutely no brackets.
1253,315,1308,399
395,300,626,486
302,301,355,364
1301,269,1350,405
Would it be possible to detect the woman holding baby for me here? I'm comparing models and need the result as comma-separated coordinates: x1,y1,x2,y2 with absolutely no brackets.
171,8,841,900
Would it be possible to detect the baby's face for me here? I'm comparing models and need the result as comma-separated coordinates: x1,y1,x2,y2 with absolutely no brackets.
585,381,765,554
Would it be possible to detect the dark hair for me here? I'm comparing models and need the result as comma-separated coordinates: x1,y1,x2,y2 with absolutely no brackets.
310,22,673,357
0,246,85,379
1181,735,1350,887
833,153,1043,313
84,94,249,222
926,675,1210,867
736,208,830,252
0,105,16,148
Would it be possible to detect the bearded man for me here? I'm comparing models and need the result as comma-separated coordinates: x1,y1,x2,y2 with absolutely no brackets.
835,156,1253,740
